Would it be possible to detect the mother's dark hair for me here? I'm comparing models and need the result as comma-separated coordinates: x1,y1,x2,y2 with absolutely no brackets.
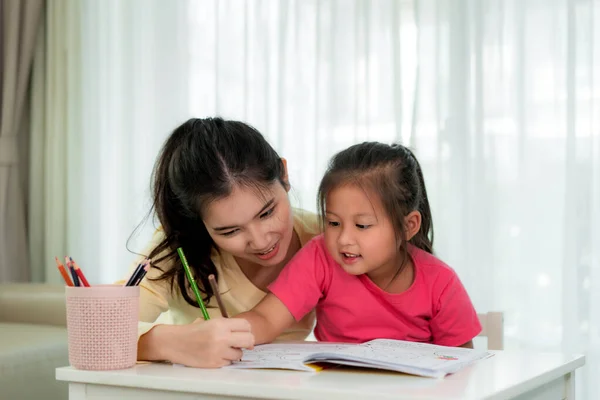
147,117,286,307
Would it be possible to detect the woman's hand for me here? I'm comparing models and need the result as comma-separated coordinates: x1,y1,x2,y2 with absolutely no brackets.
138,318,255,368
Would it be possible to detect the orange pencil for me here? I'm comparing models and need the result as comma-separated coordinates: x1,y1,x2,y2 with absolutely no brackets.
55,256,74,286
70,257,90,287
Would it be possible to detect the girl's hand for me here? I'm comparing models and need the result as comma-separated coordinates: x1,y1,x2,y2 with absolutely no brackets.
138,318,255,368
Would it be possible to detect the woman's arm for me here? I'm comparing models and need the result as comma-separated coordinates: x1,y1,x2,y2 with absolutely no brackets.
138,318,255,368
120,231,257,367
236,293,296,345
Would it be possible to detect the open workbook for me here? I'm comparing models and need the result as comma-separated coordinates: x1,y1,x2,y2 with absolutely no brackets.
227,339,492,378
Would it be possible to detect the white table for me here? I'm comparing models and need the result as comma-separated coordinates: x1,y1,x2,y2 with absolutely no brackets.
56,351,585,400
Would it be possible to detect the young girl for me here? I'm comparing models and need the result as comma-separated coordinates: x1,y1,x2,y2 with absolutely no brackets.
119,117,321,368
238,142,481,348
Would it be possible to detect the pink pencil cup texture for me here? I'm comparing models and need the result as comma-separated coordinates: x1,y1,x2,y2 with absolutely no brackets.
65,285,140,370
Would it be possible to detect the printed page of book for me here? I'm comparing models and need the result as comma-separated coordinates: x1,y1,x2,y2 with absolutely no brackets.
226,342,357,372
227,340,491,377
316,339,491,375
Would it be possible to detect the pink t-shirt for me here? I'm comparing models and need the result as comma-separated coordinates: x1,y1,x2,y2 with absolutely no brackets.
269,234,481,346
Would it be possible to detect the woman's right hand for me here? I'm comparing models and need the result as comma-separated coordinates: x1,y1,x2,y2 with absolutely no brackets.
138,318,255,368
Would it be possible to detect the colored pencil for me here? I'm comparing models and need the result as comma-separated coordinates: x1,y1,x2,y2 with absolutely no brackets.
177,247,210,320
125,260,146,286
208,274,228,318
70,257,90,287
67,257,80,287
133,262,151,286
55,257,74,286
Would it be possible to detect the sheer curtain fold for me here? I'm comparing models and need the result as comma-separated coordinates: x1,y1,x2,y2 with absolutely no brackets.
35,0,600,397
30,0,191,284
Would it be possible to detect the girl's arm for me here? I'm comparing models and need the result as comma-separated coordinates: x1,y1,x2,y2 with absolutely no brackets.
237,236,331,344
236,293,296,344
430,272,482,348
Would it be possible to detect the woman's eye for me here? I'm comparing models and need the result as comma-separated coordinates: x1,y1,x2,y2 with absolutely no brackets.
327,221,340,227
221,229,238,237
356,224,370,230
260,207,275,219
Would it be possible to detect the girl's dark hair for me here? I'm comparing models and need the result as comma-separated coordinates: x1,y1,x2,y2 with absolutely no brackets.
318,142,433,278
147,117,286,307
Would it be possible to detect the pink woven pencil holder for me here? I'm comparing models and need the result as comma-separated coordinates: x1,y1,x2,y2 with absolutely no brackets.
65,285,139,370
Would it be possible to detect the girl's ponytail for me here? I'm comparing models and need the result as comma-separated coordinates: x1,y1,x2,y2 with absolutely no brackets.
408,156,434,254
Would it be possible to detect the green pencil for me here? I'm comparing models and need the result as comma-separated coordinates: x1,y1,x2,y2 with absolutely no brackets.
177,247,210,321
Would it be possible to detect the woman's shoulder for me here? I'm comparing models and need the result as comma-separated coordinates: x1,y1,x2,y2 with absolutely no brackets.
149,226,166,243
134,228,174,275
144,228,173,264
292,208,322,246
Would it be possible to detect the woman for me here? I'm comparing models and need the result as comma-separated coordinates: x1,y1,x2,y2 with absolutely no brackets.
119,118,320,367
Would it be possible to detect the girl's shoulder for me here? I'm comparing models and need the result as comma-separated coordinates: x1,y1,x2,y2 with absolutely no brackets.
285,233,332,270
292,208,322,246
409,246,459,286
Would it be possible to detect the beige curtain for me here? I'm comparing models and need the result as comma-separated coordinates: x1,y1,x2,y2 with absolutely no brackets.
0,0,44,282
28,0,80,283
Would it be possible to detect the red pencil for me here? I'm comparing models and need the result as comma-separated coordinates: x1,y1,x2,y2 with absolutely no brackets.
70,257,90,287
55,256,74,286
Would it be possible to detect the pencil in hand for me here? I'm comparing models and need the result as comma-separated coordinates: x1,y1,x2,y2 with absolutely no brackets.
177,247,210,321
55,257,74,286
208,274,229,318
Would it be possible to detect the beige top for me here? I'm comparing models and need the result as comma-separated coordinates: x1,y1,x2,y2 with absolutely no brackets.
117,209,321,340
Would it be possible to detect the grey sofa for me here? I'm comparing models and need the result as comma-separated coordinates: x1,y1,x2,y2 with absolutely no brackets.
0,283,68,400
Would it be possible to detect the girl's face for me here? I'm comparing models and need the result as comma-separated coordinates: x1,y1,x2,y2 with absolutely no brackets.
202,181,295,268
323,184,402,282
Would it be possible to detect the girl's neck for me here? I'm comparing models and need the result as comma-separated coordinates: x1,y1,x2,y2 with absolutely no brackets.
236,230,302,292
367,253,415,294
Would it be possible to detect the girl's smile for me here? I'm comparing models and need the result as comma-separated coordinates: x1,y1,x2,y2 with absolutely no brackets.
324,184,403,284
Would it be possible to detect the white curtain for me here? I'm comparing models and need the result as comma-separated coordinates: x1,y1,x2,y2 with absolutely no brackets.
30,0,192,283
34,0,599,397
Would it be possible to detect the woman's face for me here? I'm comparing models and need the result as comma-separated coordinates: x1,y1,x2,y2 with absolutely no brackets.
202,181,295,268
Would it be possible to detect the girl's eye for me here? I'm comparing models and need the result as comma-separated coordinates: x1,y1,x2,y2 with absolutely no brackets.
327,221,340,227
356,224,371,230
260,207,275,219
221,229,239,237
